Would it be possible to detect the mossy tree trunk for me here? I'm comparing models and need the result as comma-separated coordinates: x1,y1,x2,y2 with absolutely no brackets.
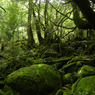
71,1,94,30
71,1,95,39
44,0,49,43
72,0,95,29
27,0,35,49
33,5,43,44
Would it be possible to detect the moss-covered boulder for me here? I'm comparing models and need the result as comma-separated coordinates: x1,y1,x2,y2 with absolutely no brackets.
72,75,95,95
78,65,95,77
5,64,62,95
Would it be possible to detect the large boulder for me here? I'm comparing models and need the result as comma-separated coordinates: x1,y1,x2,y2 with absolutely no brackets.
72,75,95,95
5,64,62,95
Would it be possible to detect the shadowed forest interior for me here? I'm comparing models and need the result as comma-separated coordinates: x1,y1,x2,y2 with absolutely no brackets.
0,0,95,95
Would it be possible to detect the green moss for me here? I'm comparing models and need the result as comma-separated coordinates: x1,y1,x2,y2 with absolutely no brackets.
72,75,95,95
62,73,74,85
5,64,62,95
78,65,95,77
55,89,73,95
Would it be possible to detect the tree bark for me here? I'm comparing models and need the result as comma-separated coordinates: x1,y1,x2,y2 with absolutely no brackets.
33,5,43,44
72,0,95,29
72,2,94,29
44,0,49,41
27,0,35,49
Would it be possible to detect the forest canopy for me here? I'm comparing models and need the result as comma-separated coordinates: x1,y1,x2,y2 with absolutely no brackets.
0,0,95,47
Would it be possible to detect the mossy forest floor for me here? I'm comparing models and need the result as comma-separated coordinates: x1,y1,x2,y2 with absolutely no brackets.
0,38,95,95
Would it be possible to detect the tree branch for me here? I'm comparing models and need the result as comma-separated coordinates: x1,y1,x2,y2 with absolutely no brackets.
62,26,77,38
0,6,6,12
49,3,73,20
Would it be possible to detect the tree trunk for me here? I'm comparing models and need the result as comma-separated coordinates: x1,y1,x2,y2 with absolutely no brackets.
72,0,95,29
71,1,94,29
44,0,49,42
27,0,35,49
32,4,43,44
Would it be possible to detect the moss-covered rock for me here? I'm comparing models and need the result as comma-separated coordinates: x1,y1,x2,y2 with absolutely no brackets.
5,64,62,95
78,65,95,77
55,89,73,95
62,73,74,85
72,75,95,95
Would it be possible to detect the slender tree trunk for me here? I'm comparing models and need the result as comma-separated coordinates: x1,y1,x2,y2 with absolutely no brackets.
32,3,43,44
44,0,49,42
27,0,35,49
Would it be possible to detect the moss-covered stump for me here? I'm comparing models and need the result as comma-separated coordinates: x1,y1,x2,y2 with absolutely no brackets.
5,64,62,95
78,65,95,77
72,75,95,95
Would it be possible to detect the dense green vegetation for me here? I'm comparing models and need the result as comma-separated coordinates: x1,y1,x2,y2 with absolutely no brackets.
0,0,95,95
